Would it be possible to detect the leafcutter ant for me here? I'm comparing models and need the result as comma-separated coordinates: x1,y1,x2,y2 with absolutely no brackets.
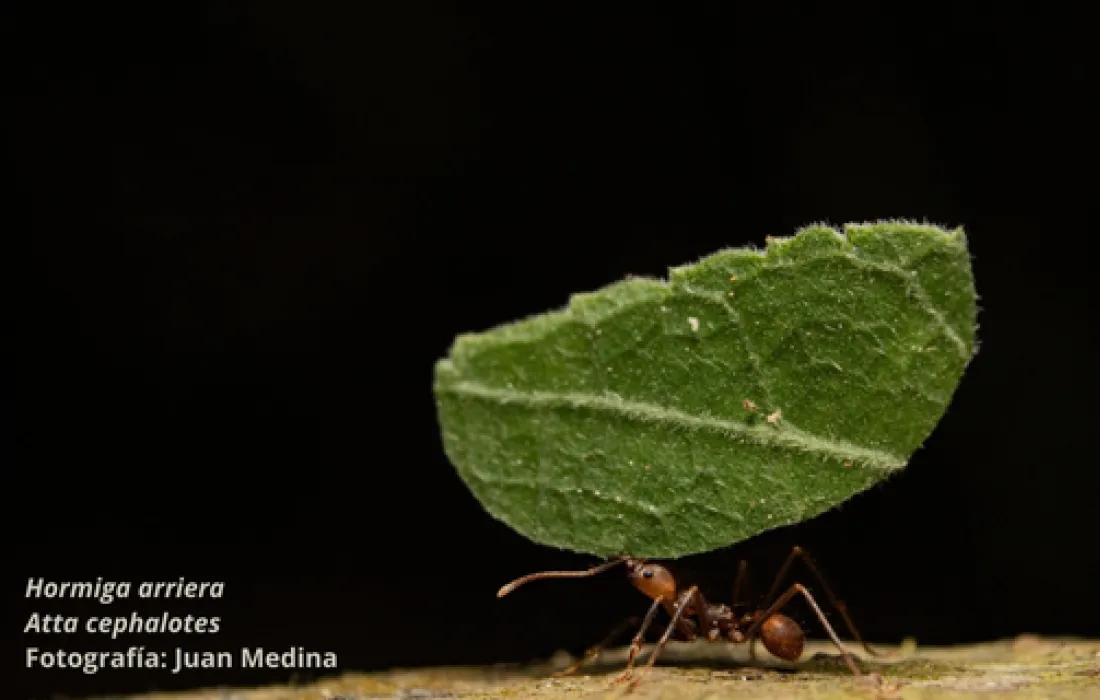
497,546,884,689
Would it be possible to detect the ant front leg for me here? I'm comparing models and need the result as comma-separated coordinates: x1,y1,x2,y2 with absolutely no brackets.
611,596,665,682
762,546,881,657
553,615,641,677
624,586,705,689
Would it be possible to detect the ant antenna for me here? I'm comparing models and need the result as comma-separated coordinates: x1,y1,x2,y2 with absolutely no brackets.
497,557,628,598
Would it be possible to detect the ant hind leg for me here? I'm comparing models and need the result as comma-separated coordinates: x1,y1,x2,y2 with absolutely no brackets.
747,582,883,683
761,546,883,657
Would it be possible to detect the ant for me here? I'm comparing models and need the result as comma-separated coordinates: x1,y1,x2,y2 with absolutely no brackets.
498,546,886,689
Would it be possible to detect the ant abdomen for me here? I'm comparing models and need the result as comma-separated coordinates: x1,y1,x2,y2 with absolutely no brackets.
760,613,805,661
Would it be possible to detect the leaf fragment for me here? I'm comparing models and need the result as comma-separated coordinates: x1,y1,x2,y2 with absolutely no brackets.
434,221,977,558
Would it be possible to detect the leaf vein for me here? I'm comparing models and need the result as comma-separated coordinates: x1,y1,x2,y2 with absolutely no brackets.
443,380,906,469
763,252,969,359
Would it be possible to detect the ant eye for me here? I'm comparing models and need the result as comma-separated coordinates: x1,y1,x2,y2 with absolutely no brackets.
643,570,654,579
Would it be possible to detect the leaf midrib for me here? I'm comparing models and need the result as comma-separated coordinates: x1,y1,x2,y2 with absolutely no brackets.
439,377,906,468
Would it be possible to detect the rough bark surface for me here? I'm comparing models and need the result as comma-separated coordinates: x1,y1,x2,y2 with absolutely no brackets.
96,636,1099,700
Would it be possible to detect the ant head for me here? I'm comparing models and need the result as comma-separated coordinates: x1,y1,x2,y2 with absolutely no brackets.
623,558,677,602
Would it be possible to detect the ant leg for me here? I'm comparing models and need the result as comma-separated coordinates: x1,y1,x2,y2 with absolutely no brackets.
611,597,664,682
731,560,761,662
553,615,641,677
761,546,881,657
626,586,702,689
747,583,862,676
732,559,752,610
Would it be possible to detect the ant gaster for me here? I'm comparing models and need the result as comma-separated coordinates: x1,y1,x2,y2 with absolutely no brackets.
498,546,883,688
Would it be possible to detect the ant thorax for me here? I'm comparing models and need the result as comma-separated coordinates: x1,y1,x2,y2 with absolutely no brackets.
704,603,737,641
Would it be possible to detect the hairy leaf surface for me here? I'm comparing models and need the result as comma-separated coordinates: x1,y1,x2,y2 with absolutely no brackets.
434,222,977,557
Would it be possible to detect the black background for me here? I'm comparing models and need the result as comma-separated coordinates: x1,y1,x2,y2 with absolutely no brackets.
12,3,1098,699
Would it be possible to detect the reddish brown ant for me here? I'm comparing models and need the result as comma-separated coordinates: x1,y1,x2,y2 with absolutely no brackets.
498,546,885,689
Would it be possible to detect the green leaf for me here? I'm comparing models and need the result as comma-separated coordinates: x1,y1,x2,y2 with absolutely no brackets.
434,221,977,558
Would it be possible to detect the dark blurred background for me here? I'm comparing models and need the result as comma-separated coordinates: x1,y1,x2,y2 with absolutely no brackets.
11,3,1097,699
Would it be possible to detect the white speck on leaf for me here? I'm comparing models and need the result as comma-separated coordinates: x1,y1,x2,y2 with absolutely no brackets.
688,317,700,332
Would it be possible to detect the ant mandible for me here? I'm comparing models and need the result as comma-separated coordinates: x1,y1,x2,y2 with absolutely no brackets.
498,546,884,689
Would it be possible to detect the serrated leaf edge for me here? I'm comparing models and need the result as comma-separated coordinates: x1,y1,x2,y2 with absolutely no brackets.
445,222,972,364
